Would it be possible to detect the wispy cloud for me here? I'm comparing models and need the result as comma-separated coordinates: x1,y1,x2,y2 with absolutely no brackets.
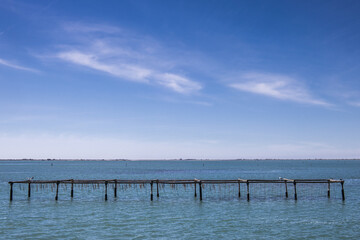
0,58,39,73
54,23,202,94
229,72,329,106
348,101,360,107
58,51,152,82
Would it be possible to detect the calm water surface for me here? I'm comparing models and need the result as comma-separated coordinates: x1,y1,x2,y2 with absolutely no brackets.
1,160,360,239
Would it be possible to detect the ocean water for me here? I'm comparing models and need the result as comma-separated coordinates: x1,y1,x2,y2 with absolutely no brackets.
1,160,360,239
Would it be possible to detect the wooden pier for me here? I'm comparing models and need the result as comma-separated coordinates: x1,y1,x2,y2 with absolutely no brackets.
8,178,345,201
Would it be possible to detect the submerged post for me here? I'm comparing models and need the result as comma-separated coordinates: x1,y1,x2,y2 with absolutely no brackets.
293,181,297,201
194,179,197,198
246,180,250,201
105,181,108,201
327,180,330,198
28,181,31,198
199,181,203,201
55,181,59,201
156,179,159,198
285,180,288,198
341,180,345,201
114,180,117,198
150,181,153,201
71,179,74,198
9,182,13,201
238,179,241,198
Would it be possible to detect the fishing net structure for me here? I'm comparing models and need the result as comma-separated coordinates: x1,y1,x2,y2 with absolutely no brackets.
10,179,345,201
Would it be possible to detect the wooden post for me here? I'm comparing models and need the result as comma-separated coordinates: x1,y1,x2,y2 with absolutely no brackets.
199,181,203,201
55,181,59,201
114,180,117,198
285,180,288,198
327,180,330,198
10,182,13,201
238,180,241,198
71,180,74,198
105,181,108,201
341,180,345,201
246,180,250,201
156,179,159,197
150,181,153,201
194,181,197,198
293,181,297,201
28,181,31,198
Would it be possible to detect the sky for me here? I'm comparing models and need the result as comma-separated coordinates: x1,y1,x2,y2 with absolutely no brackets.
1,0,360,159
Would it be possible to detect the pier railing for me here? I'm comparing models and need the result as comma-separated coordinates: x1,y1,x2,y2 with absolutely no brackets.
8,178,345,201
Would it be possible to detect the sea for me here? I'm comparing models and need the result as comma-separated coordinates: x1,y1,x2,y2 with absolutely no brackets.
1,160,359,239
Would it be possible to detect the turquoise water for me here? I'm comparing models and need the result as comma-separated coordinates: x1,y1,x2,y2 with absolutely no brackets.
1,160,360,239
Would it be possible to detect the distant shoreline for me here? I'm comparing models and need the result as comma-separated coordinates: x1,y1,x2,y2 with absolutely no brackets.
0,158,359,161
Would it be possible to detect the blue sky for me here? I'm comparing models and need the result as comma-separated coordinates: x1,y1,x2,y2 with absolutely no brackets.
1,0,360,159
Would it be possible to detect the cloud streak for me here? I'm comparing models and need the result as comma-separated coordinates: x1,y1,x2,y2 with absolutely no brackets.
229,72,329,106
54,23,202,94
0,58,39,72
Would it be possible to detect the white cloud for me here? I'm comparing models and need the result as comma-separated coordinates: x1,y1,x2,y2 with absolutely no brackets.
58,51,152,82
229,72,329,106
54,23,202,94
155,73,202,94
0,58,39,72
62,22,121,34
348,101,360,107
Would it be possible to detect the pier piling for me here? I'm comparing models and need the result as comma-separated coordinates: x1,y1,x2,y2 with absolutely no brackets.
238,179,241,198
199,181,203,201
105,181,108,201
246,180,250,201
114,180,117,198
293,181,297,201
55,181,59,201
9,182,13,201
28,181,31,198
341,180,345,201
285,180,288,198
194,181,197,197
156,180,159,198
328,180,330,198
71,180,74,198
150,181,153,201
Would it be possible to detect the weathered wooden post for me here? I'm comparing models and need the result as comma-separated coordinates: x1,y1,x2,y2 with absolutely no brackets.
199,181,203,201
150,181,153,201
238,179,241,198
341,180,345,201
285,180,288,198
156,179,159,198
9,182,13,201
105,181,108,201
71,179,74,198
55,181,60,201
293,181,297,200
194,179,197,197
327,180,330,198
114,180,117,198
246,180,250,201
28,181,31,198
